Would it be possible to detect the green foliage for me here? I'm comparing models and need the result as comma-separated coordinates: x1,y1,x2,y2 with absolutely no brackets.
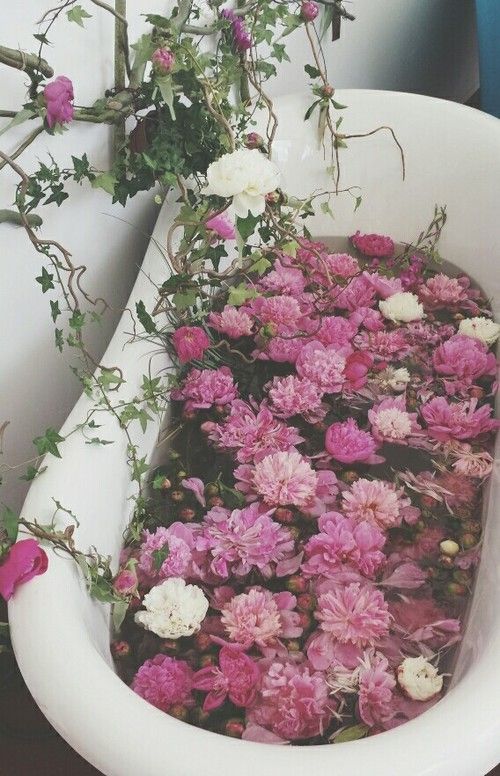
227,283,258,307
66,5,92,27
331,724,370,743
0,506,19,542
33,427,65,459
152,544,170,570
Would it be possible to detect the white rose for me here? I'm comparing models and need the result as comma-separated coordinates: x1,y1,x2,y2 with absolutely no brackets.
379,292,424,323
205,148,281,218
134,577,209,639
396,656,443,701
458,316,500,345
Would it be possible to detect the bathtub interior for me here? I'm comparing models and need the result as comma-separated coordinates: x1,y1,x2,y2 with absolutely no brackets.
8,91,500,776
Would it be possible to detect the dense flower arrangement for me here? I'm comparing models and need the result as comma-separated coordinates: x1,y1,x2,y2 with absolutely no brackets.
111,225,499,744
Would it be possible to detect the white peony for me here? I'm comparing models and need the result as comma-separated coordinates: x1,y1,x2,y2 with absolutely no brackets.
396,656,443,701
458,316,500,345
379,292,424,323
378,366,411,392
134,577,209,639
205,148,281,218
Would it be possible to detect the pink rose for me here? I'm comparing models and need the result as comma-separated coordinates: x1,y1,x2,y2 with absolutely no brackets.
151,47,175,75
43,76,74,128
0,539,48,601
351,231,395,258
172,326,210,363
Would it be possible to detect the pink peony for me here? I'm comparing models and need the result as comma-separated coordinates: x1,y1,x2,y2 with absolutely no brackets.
245,295,302,331
344,351,374,391
355,329,409,360
390,598,460,650
296,340,346,393
138,523,201,583
421,397,499,442
261,335,305,363
208,305,253,339
316,315,356,347
312,253,360,285
171,366,237,411
349,306,384,332
221,587,300,648
325,418,378,464
419,273,469,310
241,450,318,508
151,47,175,75
449,443,494,478
221,8,253,52
358,652,396,727
132,654,193,712
0,539,48,601
208,399,302,463
302,511,386,579
333,275,376,312
368,396,421,444
351,231,395,258
198,502,294,578
267,374,324,419
206,212,236,240
43,76,74,128
171,326,210,363
248,659,333,741
316,583,391,647
432,334,496,386
342,478,419,529
259,259,306,296
193,645,259,711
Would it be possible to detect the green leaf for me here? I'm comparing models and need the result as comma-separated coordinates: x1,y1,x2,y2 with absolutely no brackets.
67,5,92,26
354,195,362,212
0,507,19,542
236,213,259,241
136,300,156,334
69,310,86,330
0,622,10,640
33,427,65,459
152,544,170,571
332,724,369,744
55,328,64,352
156,75,176,121
249,254,271,276
218,480,245,509
304,64,321,79
304,99,321,121
331,100,348,111
0,108,36,137
20,465,47,482
281,240,298,258
91,172,117,196
85,437,114,446
50,299,61,322
36,266,55,293
173,289,197,311
98,368,124,390
227,283,258,307
34,33,50,45
112,599,129,632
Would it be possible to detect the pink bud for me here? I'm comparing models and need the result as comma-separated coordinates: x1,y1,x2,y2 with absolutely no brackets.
152,47,175,75
112,568,138,596
301,1,319,22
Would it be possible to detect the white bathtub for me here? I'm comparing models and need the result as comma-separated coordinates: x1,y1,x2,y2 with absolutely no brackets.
8,91,500,776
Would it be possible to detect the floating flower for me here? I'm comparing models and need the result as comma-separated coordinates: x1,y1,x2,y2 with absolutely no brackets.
246,294,302,330
0,539,48,601
132,655,193,712
375,366,411,392
267,375,324,419
421,397,499,442
351,231,395,258
342,478,419,529
368,396,421,444
138,523,201,583
259,259,306,296
325,418,378,464
205,148,280,217
296,340,346,393
316,583,391,647
208,305,253,339
44,76,74,128
432,334,496,386
419,273,469,310
244,450,318,508
135,578,209,639
448,442,494,478
221,587,300,648
171,366,237,411
358,652,396,727
193,645,259,711
316,315,356,347
343,351,373,391
171,326,210,363
458,316,500,345
379,292,424,323
396,656,443,701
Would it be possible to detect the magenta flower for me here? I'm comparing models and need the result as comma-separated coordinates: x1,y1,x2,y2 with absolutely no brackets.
138,523,202,583
259,259,306,296
221,8,253,52
246,294,303,331
301,1,319,22
0,539,48,601
421,396,499,442
419,273,469,310
193,645,259,711
316,583,391,647
325,418,378,464
43,76,74,128
267,374,324,420
351,231,395,258
296,340,346,393
208,305,253,339
132,654,194,712
171,366,238,411
302,511,386,579
358,652,396,727
316,315,356,347
205,212,236,240
248,659,333,741
171,326,210,364
432,334,496,386
151,47,175,75
333,274,376,312
343,351,373,390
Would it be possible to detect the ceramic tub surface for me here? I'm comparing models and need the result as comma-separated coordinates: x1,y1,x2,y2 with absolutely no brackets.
8,91,500,776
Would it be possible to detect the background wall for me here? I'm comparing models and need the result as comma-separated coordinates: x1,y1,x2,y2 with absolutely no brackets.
0,0,479,512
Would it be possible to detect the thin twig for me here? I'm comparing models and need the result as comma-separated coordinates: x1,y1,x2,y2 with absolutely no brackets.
0,125,44,172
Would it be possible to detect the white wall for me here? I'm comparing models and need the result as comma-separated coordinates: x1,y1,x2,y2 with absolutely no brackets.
0,0,479,512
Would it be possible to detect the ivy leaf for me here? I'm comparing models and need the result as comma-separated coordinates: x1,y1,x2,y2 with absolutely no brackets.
304,99,321,121
281,240,298,258
332,724,369,744
50,299,61,322
20,465,47,482
69,310,86,330
91,172,117,196
67,5,92,27
227,283,258,307
173,289,197,311
0,107,35,138
218,480,245,510
55,328,64,352
354,195,362,212
112,599,129,632
249,254,271,276
136,300,156,334
236,213,260,241
304,64,321,79
33,427,65,459
152,544,170,571
36,266,55,293
72,153,92,182
85,437,114,446
98,368,124,390
0,507,19,542
156,75,176,121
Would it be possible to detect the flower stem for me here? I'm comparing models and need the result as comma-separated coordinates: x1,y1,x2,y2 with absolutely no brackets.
113,0,127,161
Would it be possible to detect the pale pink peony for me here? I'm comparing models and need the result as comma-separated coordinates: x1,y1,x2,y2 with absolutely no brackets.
316,583,391,647
248,659,333,741
208,305,253,338
262,335,305,363
357,652,396,727
421,397,499,442
208,399,302,462
0,539,48,601
151,47,175,74
171,366,237,411
312,253,360,284
246,295,302,330
325,418,378,464
349,306,385,332
138,523,201,583
390,598,460,650
193,645,259,711
342,478,419,529
368,396,421,444
432,334,497,386
364,271,403,299
132,655,194,711
198,502,295,578
244,450,318,508
267,374,324,419
171,326,210,363
355,329,409,361
259,259,306,296
296,340,346,393
419,273,469,310
44,76,74,128
221,587,301,648
351,231,395,258
205,212,236,240
302,511,386,579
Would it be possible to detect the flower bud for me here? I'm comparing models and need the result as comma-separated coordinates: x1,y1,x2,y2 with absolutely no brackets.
194,632,212,652
111,640,131,659
287,575,307,594
447,582,467,596
439,539,460,557
160,477,172,491
297,593,316,611
171,490,184,502
179,507,196,522
225,719,245,738
245,132,264,149
301,1,319,22
274,507,294,524
461,533,476,549
170,704,188,721
208,496,224,508
112,567,138,596
151,47,175,76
